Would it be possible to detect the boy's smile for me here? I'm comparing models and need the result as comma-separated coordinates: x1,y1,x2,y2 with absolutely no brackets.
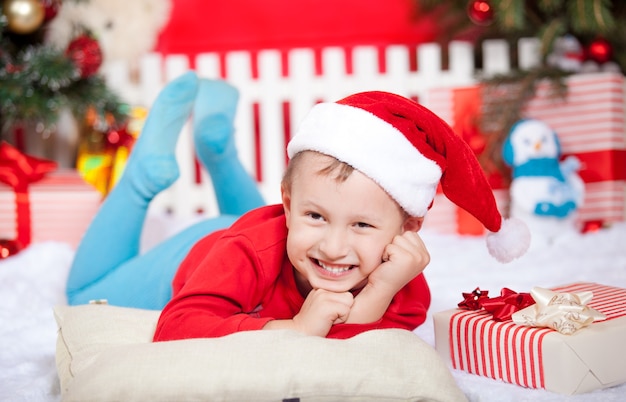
314,259,355,275
282,152,411,297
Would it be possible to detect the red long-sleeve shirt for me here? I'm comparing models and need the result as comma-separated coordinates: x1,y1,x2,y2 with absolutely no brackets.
153,204,430,341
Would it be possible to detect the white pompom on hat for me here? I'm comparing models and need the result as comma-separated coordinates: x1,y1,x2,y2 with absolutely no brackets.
287,91,530,263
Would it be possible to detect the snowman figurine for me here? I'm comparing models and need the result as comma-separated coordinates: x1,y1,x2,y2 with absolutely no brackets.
502,119,585,246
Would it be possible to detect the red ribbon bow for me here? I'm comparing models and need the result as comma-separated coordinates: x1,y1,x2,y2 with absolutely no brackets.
458,287,535,322
0,141,57,248
480,288,535,322
458,287,490,310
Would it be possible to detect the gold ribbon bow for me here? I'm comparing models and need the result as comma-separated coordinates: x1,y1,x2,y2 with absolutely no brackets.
511,287,606,335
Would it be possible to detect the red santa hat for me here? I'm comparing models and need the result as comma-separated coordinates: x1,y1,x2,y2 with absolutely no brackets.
287,91,530,263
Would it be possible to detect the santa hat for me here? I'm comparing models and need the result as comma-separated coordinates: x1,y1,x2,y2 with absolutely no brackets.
287,91,530,263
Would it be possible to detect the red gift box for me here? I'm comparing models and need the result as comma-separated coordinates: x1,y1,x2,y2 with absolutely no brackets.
0,169,102,249
434,282,626,395
426,72,626,233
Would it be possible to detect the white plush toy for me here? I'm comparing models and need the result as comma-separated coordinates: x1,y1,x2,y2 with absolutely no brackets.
502,119,585,247
41,0,171,167
46,0,171,69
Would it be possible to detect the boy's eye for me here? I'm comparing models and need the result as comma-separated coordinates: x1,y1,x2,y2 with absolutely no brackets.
306,212,323,220
355,222,373,229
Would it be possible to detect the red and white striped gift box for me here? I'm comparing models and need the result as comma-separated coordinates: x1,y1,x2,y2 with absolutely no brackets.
427,72,626,232
523,72,626,225
434,282,626,395
0,169,102,249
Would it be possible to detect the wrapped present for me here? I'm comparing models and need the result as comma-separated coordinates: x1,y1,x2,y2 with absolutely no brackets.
523,72,626,225
433,282,626,395
1,141,57,253
0,167,102,249
427,71,626,232
76,106,141,196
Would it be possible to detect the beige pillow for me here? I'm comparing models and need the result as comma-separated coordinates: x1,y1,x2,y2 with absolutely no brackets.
54,304,467,402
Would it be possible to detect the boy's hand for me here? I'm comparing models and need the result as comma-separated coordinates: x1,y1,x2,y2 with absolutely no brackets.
292,289,354,337
370,231,430,294
346,231,429,324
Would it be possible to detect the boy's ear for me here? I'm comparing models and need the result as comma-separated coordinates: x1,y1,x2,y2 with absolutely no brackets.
281,186,292,226
403,216,424,232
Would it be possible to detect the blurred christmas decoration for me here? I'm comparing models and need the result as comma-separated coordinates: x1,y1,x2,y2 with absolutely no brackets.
0,238,22,259
0,0,129,166
466,0,494,26
64,32,103,78
586,36,612,64
76,105,145,195
420,0,625,70
3,0,45,34
418,0,626,179
502,119,585,246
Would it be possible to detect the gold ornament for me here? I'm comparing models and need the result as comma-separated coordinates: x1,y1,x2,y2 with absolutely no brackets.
3,0,45,34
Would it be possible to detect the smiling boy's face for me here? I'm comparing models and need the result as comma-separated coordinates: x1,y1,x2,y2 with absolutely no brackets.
281,152,420,296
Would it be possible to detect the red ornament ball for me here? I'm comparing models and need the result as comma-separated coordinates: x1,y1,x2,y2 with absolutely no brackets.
467,0,494,26
0,239,23,259
65,34,103,78
587,37,613,64
42,0,62,22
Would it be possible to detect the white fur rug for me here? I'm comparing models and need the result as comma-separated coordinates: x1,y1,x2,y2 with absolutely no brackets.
2,214,626,401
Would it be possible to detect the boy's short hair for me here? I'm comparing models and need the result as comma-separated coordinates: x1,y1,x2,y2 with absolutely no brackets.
281,151,354,192
281,151,409,218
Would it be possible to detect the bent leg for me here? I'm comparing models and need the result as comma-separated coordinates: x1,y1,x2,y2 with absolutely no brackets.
193,79,265,215
67,76,267,309
66,72,199,305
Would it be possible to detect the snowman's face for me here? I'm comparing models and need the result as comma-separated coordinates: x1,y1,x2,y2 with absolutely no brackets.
510,121,560,165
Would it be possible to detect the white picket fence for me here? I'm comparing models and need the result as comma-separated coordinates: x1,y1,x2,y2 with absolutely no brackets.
103,38,542,220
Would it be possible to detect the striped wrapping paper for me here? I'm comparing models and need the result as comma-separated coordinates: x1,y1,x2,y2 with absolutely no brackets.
427,71,626,231
0,169,102,249
434,282,626,395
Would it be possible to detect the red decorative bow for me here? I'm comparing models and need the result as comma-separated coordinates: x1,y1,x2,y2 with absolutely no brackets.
458,287,535,322
480,288,535,322
458,287,489,310
0,141,57,248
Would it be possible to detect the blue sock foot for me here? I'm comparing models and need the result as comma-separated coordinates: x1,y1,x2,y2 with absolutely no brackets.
122,72,200,201
193,79,265,215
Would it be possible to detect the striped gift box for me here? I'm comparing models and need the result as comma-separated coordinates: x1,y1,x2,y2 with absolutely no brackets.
523,73,626,225
434,283,626,395
0,169,102,249
427,71,626,231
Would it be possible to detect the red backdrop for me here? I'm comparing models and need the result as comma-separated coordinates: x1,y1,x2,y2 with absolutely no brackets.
155,0,439,57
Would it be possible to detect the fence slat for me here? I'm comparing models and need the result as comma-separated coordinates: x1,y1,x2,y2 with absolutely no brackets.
482,39,511,76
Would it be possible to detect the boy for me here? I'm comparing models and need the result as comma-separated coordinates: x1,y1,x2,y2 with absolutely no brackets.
67,72,530,341
153,87,529,341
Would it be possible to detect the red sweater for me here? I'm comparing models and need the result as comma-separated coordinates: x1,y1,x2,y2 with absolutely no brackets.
153,204,431,341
